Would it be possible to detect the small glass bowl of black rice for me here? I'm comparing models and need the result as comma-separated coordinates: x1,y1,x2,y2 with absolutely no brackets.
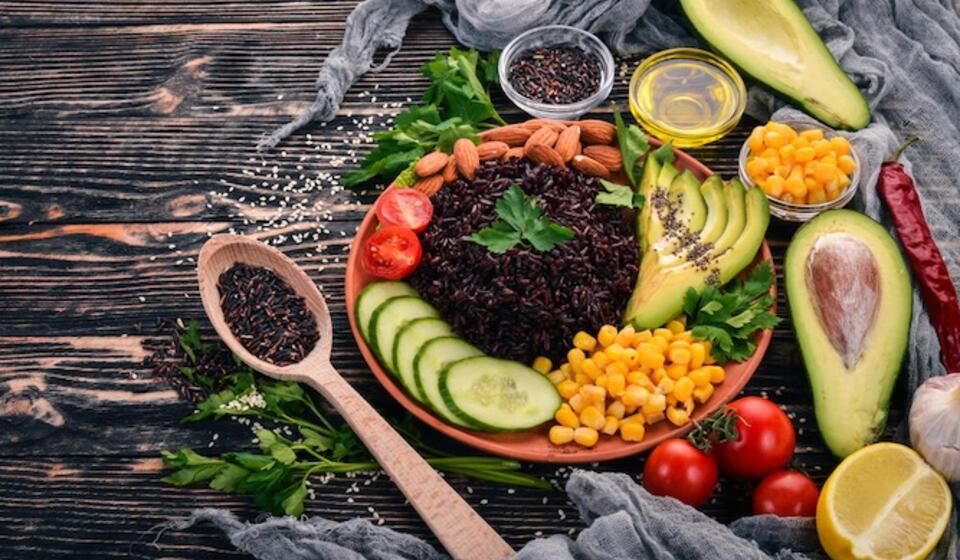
499,25,615,120
409,158,639,364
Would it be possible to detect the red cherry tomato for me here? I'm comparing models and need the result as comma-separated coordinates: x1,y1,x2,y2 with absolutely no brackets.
714,397,795,479
753,471,819,517
361,226,422,280
643,438,718,508
375,188,433,233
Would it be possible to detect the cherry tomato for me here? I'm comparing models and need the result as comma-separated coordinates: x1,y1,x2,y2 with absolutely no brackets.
753,470,819,517
643,438,718,507
375,188,433,233
714,397,795,479
361,226,422,280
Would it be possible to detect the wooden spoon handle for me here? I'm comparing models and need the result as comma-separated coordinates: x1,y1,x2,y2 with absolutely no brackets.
304,366,514,560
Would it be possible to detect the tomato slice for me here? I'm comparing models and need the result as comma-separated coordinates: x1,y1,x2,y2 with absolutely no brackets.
361,226,423,280
375,188,433,233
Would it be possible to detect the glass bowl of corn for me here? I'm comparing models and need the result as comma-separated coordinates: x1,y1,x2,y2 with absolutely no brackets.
738,120,860,222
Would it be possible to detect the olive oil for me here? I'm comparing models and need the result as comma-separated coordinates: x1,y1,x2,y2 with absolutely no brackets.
629,49,746,148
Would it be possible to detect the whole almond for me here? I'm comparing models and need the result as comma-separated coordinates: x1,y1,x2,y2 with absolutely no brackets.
478,126,533,146
524,127,560,151
476,141,509,161
453,138,480,180
502,147,525,160
583,144,623,171
580,119,617,145
571,155,611,179
522,119,568,132
441,155,458,183
413,174,444,197
414,151,449,177
526,144,565,167
555,125,581,162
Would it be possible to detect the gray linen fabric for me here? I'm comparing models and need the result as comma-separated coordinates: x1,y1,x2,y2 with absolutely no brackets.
172,0,960,558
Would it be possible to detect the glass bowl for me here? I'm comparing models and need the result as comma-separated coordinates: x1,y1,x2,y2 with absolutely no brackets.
629,48,746,148
498,25,615,120
738,120,861,222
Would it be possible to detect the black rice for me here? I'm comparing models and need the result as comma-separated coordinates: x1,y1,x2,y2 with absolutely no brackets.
410,159,639,363
218,263,319,366
508,46,602,105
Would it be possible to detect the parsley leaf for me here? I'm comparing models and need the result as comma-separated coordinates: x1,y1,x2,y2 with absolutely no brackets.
651,140,676,164
595,179,645,210
466,185,574,253
612,104,650,186
685,262,781,363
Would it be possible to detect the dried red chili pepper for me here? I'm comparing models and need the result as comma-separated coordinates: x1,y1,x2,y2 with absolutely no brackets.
877,137,960,371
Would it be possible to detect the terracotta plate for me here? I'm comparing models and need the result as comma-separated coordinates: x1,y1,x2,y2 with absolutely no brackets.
345,140,774,463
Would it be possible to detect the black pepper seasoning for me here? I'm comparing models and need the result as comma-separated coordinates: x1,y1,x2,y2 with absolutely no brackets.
508,46,601,105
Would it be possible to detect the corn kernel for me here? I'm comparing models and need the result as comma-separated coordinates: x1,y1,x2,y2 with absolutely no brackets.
689,343,706,369
555,404,580,428
763,129,786,149
573,427,599,447
794,146,815,163
688,367,711,387
580,384,606,404
615,325,635,346
605,360,629,378
622,385,649,408
808,189,827,204
631,330,653,346
573,331,597,352
626,370,648,387
707,365,725,383
666,400,693,426
665,363,688,381
568,348,586,369
581,358,602,380
579,406,606,430
547,370,566,385
557,379,579,399
668,346,691,366
830,135,851,155
607,400,625,419
597,325,618,347
607,372,626,398
601,416,620,436
532,356,552,374
549,425,575,445
560,363,573,379
574,373,590,386
643,393,667,414
591,351,609,369
644,411,665,425
637,344,665,370
668,339,690,350
656,377,675,395
672,376,695,402
595,374,608,389
605,343,629,363
650,367,667,384
799,128,824,142
765,175,785,197
568,392,587,414
692,383,715,404
653,328,673,341
622,412,645,425
620,421,646,442
748,127,765,152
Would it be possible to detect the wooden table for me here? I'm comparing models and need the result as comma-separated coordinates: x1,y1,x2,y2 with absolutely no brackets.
0,3,908,558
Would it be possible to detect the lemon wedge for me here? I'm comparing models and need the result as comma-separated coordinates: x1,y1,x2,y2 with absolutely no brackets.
817,442,952,560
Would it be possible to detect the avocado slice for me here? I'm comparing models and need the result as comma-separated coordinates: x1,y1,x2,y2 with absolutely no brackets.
680,0,870,130
625,181,769,329
653,175,729,271
645,171,708,265
640,161,682,252
785,210,911,457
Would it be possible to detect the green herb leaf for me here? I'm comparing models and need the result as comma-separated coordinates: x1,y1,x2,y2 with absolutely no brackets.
281,482,308,517
595,179,645,210
210,464,250,493
612,104,650,186
465,185,574,253
651,140,676,164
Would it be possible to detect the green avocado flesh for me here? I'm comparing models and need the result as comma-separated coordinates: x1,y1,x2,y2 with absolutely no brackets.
785,210,911,458
624,159,770,329
680,0,870,130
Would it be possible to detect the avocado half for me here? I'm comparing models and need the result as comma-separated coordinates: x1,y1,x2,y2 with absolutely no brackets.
680,0,870,130
786,210,911,458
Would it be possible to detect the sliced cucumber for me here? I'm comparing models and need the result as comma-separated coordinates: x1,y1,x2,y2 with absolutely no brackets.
355,281,417,342
392,318,452,402
414,337,483,428
440,357,561,432
369,296,439,373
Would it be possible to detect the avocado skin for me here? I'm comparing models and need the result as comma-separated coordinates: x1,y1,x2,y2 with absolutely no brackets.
785,210,911,457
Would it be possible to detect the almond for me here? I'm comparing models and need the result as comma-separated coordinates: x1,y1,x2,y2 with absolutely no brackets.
583,144,623,171
414,151,449,177
476,141,509,161
413,174,444,197
502,147,525,160
555,125,581,162
441,155,458,183
579,119,617,145
524,126,560,151
478,126,533,146
571,155,611,179
453,138,479,180
526,144,565,167
522,118,568,132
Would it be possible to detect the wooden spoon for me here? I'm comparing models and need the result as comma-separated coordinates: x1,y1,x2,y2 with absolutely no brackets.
197,235,514,560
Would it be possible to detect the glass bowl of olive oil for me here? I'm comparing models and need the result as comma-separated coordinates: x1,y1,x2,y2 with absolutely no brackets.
629,48,746,148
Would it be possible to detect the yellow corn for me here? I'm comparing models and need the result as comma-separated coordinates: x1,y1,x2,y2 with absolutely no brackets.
560,363,573,380
594,373,608,389
668,347,691,365
673,330,694,343
689,343,706,369
579,405,606,430
549,425,575,445
651,367,667,384
631,330,653,346
557,379,579,399
688,367,711,387
547,370,566,385
601,416,620,436
567,348,586,368
579,384,606,404
672,376,695,402
707,365,725,383
532,356,552,374
573,331,597,352
656,377,675,395
620,421,646,442
665,363,688,381
568,393,587,414
574,373,591,386
666,320,685,334
627,369,648,386
605,360,629,378
644,411,665,424
637,344,665,369
621,412,645,425
605,343,629,362
581,358,602,380
643,393,667,415
666,399,694,426
555,404,580,428
591,351,609,369
622,347,639,368
574,427,599,447
597,324,618,347
615,326,636,347
607,400,625,419
606,372,626,397
692,383,715,404
622,385,650,408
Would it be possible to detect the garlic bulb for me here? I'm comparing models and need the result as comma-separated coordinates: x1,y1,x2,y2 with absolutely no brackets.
910,373,960,481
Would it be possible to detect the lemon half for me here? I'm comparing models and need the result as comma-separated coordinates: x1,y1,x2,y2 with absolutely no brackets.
817,442,952,560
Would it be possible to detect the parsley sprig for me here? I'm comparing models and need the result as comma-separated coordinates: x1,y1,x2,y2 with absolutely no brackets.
161,322,549,516
465,185,575,253
595,179,644,210
683,262,780,363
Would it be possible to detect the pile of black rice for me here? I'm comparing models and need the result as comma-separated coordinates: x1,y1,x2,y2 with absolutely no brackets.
409,158,639,363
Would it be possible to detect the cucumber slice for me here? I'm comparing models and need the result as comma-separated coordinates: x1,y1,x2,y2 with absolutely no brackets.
414,337,483,427
355,281,418,343
369,296,439,373
392,318,452,402
440,356,561,432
